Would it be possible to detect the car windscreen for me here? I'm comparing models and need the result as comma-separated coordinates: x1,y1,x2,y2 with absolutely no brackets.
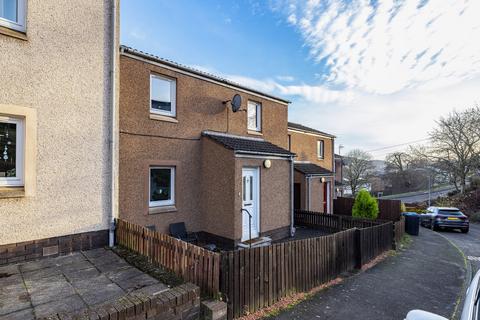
438,210,463,216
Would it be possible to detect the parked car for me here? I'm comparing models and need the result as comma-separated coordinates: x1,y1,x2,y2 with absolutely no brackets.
405,268,480,319
420,206,469,233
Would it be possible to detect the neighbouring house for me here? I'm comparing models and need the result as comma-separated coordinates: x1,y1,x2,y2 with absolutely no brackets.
334,153,344,197
0,1,119,260
118,46,295,249
288,122,335,213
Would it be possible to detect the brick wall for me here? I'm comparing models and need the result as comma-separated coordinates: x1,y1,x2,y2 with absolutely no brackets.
0,230,109,265
41,283,201,320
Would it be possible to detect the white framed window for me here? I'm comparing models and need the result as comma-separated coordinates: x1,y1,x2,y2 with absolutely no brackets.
317,140,324,159
247,101,261,132
150,74,176,117
0,115,24,187
0,0,26,32
149,167,175,207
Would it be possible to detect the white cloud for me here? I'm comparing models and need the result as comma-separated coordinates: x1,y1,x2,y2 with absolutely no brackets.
190,64,349,104
276,75,295,82
280,0,480,94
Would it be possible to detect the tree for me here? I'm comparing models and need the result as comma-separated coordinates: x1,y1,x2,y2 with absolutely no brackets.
343,149,373,196
413,106,480,193
352,189,379,219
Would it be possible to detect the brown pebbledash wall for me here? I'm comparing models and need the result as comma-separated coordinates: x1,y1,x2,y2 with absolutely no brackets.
288,130,334,171
119,54,291,241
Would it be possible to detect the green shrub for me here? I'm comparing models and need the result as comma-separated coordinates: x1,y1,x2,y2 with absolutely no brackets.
400,202,406,213
352,189,379,219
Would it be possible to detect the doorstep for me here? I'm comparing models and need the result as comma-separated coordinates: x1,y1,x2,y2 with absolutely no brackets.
237,236,272,249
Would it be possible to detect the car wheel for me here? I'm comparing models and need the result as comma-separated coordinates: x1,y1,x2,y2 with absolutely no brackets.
461,228,469,233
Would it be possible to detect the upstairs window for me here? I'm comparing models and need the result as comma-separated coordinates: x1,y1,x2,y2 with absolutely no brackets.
247,101,261,132
0,115,24,187
317,140,324,159
149,167,175,207
150,74,176,117
0,0,26,32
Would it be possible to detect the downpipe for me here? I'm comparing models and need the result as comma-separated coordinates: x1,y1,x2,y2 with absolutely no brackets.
290,156,295,237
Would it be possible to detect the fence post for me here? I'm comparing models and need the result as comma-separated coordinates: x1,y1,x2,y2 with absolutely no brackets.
338,215,343,231
354,228,363,269
391,223,397,250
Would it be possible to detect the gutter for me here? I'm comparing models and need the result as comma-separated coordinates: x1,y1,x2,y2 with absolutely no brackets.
109,0,118,247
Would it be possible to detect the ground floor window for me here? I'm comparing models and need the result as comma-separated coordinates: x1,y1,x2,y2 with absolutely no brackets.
0,115,24,187
149,167,175,207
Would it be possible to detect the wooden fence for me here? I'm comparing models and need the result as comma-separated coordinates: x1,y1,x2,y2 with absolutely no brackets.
219,212,395,319
220,229,357,319
333,196,402,221
116,215,402,319
295,209,384,231
115,219,221,296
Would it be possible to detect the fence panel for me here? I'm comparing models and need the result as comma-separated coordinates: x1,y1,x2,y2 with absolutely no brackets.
333,197,402,221
115,219,221,296
220,228,359,318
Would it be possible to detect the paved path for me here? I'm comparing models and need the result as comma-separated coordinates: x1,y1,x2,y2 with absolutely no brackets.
0,248,168,319
271,228,466,320
436,223,480,274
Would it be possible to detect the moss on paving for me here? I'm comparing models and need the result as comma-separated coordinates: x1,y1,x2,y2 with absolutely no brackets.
113,246,183,287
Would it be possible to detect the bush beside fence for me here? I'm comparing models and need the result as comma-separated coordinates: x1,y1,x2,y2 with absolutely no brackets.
334,196,402,221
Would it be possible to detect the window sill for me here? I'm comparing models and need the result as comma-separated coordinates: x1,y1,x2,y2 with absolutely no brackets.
149,205,177,215
0,26,27,41
248,130,263,136
150,113,179,123
0,187,25,199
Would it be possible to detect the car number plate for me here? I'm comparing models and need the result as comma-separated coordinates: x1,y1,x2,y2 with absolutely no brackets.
447,217,459,220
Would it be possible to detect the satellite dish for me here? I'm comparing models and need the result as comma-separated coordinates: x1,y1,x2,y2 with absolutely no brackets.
231,94,242,112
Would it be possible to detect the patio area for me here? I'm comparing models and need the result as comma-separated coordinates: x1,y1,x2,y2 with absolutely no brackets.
0,248,169,319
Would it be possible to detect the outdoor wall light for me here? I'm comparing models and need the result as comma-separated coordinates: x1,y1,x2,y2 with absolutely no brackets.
321,177,326,183
263,159,272,169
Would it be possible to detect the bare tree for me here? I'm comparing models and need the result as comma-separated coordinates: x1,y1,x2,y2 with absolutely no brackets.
344,149,373,196
413,106,480,193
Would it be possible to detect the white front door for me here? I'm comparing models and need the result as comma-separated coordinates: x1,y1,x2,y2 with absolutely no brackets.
242,167,260,241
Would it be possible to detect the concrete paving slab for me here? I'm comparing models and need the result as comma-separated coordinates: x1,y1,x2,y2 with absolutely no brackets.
130,282,169,296
105,266,144,283
27,276,76,306
19,259,56,273
0,307,35,320
23,266,61,281
63,267,100,282
0,248,169,319
79,282,125,306
33,294,86,318
117,273,159,292
0,284,31,316
0,263,20,276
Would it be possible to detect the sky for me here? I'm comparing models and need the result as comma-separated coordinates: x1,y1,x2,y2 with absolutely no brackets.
121,0,480,160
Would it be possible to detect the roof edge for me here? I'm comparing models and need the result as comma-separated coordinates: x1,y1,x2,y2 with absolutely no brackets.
120,45,291,105
288,122,336,138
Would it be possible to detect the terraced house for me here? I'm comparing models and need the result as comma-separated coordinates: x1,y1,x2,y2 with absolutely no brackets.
288,122,336,213
118,46,295,248
0,0,119,260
